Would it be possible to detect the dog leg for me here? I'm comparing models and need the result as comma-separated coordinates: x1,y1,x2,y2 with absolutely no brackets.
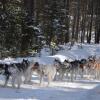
11,75,16,88
4,75,9,87
17,76,22,89
39,73,44,86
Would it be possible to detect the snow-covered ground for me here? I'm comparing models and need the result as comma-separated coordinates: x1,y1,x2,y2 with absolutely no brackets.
0,43,100,100
0,76,100,100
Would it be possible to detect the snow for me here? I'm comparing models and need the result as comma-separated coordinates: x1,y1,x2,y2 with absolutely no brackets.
50,43,100,62
0,77,100,100
28,26,41,33
0,43,100,100
32,56,55,65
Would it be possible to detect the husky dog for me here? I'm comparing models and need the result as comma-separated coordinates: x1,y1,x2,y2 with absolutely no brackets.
53,59,71,80
0,59,30,89
0,63,5,74
54,59,82,81
32,62,56,86
0,63,11,86
10,59,30,88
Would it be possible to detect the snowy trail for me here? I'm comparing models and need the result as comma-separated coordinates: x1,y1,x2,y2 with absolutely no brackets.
0,78,100,100
86,84,100,100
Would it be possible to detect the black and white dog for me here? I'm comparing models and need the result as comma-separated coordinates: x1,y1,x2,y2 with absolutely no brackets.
0,59,30,89
54,59,71,80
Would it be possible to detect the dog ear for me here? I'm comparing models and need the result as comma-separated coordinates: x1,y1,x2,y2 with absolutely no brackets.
23,59,25,61
22,59,25,62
